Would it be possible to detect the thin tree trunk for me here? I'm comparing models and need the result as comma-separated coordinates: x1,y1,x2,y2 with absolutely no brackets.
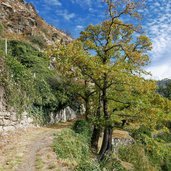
5,38,7,55
85,98,90,120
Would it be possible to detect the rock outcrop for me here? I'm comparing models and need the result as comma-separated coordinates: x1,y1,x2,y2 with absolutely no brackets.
112,130,135,152
50,106,77,124
0,0,72,46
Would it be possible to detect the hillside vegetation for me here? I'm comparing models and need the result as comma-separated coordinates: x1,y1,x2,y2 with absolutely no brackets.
0,39,80,124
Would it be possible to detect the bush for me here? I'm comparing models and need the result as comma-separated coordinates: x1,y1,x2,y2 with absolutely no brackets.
28,35,46,48
162,153,171,171
142,135,171,171
53,129,100,170
29,107,49,125
53,129,90,163
157,132,171,143
118,145,157,171
132,125,152,140
100,155,126,171
72,120,92,143
4,54,35,112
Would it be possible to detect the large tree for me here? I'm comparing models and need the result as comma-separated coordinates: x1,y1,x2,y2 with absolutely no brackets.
50,0,156,160
78,0,153,159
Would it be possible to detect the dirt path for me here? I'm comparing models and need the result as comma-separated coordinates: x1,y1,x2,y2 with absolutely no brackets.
0,122,72,171
16,130,57,171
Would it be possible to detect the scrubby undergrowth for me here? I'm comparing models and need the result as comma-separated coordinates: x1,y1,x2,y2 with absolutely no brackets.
53,129,101,171
0,40,80,124
53,120,171,171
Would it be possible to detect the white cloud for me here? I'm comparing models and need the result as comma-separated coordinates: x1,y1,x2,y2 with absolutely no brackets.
43,0,75,21
146,64,171,80
44,0,62,6
70,0,102,8
76,25,84,30
144,0,171,79
71,0,92,7
56,9,75,21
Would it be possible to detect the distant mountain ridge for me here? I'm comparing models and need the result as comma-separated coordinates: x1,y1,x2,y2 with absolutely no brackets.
157,78,171,99
157,78,171,88
0,0,72,47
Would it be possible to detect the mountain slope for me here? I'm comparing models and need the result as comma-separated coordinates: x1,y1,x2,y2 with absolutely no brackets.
0,0,72,47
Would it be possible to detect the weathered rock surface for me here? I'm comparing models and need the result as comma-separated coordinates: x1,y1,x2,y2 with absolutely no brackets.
50,106,77,124
112,130,135,152
0,0,72,46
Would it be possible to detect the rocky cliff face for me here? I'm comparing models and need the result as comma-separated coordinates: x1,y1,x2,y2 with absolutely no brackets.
50,107,77,124
0,0,72,46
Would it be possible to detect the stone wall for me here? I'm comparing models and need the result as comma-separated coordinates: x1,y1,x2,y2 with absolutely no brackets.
0,86,33,132
0,85,82,132
0,83,86,132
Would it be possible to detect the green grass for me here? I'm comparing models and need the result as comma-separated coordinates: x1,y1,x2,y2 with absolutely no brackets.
53,128,101,171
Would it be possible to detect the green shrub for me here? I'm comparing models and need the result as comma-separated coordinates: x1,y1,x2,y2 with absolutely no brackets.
29,107,49,125
0,39,5,53
4,54,35,113
156,132,171,143
118,145,157,171
28,35,46,48
142,135,171,171
132,125,152,140
53,129,90,163
53,129,101,170
162,153,171,171
100,155,126,171
73,120,92,138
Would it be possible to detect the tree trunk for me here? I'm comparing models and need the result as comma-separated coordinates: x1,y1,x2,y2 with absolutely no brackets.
98,78,113,160
98,127,109,160
91,126,102,152
107,126,113,151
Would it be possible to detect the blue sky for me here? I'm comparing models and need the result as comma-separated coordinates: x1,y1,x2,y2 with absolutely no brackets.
25,0,171,80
